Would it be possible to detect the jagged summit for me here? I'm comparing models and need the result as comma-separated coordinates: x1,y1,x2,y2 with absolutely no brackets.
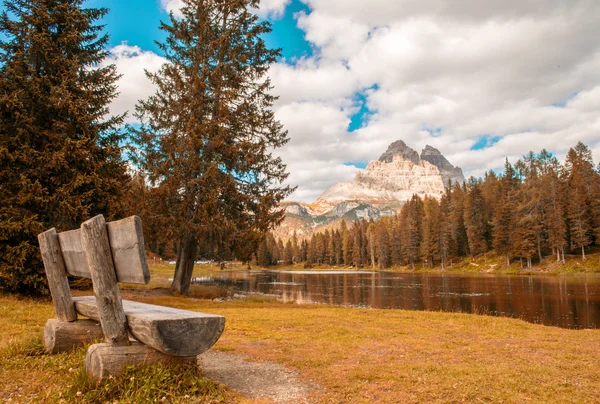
317,140,464,207
420,145,465,187
379,140,420,165
276,140,465,239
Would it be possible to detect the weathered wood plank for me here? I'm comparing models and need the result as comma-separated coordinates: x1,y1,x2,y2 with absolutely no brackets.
74,296,225,357
56,216,149,284
85,342,195,381
43,319,104,354
106,216,150,284
57,229,90,279
38,228,77,322
81,215,130,347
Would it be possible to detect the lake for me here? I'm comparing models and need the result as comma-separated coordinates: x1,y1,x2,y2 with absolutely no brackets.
195,270,600,329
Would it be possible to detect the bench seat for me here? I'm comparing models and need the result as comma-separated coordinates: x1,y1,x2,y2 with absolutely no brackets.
74,296,225,357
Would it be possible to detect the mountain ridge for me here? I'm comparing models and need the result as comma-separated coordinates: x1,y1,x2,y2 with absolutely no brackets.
274,140,464,239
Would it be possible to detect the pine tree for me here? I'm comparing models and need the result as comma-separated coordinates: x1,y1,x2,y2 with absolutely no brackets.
464,181,488,257
565,147,593,259
342,223,353,266
283,239,293,265
377,222,391,270
543,157,567,263
352,223,362,267
390,215,403,266
402,195,424,268
449,183,469,257
492,159,518,267
421,197,441,268
131,0,293,294
0,0,128,293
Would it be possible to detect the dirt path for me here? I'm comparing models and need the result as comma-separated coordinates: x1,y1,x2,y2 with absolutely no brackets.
198,350,314,403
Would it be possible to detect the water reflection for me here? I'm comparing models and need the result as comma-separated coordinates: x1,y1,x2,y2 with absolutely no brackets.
197,271,600,329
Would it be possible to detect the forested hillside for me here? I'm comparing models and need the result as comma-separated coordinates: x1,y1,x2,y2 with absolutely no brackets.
260,142,600,270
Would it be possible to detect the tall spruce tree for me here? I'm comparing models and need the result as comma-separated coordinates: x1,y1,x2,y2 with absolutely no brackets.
131,0,293,294
0,0,127,294
564,146,594,259
492,159,518,267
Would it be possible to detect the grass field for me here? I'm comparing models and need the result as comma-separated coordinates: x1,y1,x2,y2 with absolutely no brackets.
1,263,599,403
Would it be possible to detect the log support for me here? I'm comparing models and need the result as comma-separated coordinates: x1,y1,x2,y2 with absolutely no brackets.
84,342,196,381
43,319,104,354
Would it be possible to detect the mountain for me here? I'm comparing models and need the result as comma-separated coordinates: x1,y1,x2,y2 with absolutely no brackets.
420,145,465,187
274,140,464,239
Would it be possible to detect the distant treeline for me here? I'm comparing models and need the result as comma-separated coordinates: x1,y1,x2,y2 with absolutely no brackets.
259,142,600,270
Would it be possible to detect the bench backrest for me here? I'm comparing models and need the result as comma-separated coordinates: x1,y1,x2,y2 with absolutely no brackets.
38,214,149,344
56,216,150,284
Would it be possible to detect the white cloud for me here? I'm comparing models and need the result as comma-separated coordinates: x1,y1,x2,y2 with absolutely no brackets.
255,0,291,19
100,44,167,123
160,0,183,17
105,1,600,203
268,0,600,201
160,0,291,19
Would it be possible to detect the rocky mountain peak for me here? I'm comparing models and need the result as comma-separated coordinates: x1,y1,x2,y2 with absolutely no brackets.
419,144,465,187
277,140,466,238
421,145,442,156
379,140,420,165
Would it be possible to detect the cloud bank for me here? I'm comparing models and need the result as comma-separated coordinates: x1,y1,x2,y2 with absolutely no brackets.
108,0,600,202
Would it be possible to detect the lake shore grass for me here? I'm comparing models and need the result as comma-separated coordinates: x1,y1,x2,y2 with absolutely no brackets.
1,282,599,403
240,250,600,276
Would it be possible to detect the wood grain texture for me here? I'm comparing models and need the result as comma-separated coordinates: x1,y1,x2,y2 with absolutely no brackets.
84,342,195,381
57,229,90,278
81,215,130,346
74,296,225,357
106,215,150,284
37,228,77,322
43,319,104,354
56,216,149,284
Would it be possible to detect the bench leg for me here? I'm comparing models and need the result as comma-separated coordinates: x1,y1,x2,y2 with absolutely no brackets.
84,342,196,381
43,319,104,354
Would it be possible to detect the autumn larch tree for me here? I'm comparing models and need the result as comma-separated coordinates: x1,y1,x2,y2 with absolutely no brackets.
0,0,128,294
464,180,488,258
131,0,293,294
564,144,595,260
492,159,518,267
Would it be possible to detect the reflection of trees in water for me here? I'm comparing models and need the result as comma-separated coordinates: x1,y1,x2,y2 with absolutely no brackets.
202,271,600,329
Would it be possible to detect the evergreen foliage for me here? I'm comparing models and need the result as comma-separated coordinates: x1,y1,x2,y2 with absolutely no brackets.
0,0,128,294
130,0,293,294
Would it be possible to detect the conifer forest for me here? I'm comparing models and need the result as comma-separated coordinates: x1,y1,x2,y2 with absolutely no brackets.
258,144,600,271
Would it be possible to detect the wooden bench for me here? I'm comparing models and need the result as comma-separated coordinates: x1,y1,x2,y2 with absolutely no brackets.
38,214,225,380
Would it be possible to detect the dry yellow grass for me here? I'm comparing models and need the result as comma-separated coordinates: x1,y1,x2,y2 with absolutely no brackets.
128,293,600,403
1,261,599,402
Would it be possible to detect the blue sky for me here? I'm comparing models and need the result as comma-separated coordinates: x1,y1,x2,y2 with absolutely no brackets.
84,0,313,60
2,0,599,202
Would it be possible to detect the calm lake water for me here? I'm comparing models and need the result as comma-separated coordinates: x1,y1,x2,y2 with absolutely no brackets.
196,270,600,329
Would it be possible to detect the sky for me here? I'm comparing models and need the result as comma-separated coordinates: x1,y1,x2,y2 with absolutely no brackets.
4,0,600,202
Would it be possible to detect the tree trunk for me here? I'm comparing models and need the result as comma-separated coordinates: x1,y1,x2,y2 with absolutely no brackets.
537,235,543,263
561,246,566,265
581,245,586,261
369,232,375,270
556,248,560,263
505,252,510,268
171,234,197,295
